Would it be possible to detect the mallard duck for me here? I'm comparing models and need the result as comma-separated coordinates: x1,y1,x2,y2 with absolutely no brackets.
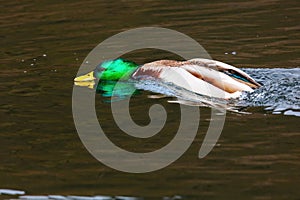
74,58,261,99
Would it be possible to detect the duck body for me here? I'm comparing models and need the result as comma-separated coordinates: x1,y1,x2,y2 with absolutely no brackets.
74,58,261,99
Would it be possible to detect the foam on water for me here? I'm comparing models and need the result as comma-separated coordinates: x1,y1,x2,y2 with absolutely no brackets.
239,68,300,116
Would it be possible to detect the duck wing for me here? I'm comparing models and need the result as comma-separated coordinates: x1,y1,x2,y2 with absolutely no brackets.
189,58,261,88
132,59,243,99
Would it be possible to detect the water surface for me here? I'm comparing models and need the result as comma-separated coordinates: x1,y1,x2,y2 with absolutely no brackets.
1,0,300,199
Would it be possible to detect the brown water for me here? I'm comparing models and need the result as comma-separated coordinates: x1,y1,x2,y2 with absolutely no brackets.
1,0,300,199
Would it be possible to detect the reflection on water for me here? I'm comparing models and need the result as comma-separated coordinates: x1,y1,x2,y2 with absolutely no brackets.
0,190,142,200
1,0,300,199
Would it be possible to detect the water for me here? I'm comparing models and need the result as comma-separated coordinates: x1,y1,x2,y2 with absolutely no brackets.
240,68,300,116
1,0,300,199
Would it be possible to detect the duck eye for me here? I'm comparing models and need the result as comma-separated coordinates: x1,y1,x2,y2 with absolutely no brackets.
95,67,105,73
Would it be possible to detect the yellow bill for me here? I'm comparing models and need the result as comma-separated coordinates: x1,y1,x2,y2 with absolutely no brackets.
74,71,95,82
74,71,95,89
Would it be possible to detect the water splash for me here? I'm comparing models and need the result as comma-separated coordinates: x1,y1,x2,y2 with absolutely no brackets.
134,79,236,112
238,68,300,116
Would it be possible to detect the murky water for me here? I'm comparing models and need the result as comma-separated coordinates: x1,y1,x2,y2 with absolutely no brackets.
1,0,300,199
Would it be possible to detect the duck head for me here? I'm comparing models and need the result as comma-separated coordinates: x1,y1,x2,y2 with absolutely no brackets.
74,58,139,84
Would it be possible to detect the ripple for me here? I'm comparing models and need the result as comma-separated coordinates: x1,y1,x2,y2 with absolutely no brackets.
238,68,300,116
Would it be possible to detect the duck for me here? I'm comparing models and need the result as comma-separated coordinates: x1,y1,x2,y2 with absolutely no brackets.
74,58,261,99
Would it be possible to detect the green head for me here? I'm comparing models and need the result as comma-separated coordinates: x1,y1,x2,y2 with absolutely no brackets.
94,58,138,81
